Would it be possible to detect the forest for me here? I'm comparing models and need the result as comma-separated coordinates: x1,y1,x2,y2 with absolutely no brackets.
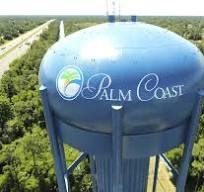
0,16,48,45
0,16,203,192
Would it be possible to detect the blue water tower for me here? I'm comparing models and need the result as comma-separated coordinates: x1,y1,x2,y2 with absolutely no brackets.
39,18,204,192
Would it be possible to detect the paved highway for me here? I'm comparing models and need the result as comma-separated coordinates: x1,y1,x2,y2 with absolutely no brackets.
0,20,54,77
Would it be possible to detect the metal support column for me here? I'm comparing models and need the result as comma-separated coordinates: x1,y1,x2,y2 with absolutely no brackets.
152,155,160,192
112,105,123,192
130,16,137,22
89,156,98,192
40,86,68,192
58,137,70,191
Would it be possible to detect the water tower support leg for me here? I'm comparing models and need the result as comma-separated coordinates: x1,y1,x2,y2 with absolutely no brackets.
112,105,123,192
89,156,98,192
40,86,68,192
152,155,160,192
58,137,70,191
176,91,204,192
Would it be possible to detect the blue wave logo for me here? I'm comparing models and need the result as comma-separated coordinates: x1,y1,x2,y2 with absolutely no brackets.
56,66,83,100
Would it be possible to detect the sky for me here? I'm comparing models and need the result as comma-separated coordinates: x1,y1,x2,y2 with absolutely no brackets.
0,0,204,16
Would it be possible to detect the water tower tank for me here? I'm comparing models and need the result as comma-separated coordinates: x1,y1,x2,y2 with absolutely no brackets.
39,21,204,192
39,22,204,134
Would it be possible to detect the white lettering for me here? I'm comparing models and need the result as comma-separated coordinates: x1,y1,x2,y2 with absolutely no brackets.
99,89,109,100
170,86,178,97
154,87,166,99
137,73,159,101
118,89,132,101
82,73,112,99
178,85,184,96
80,72,184,102
164,87,172,98
109,89,118,101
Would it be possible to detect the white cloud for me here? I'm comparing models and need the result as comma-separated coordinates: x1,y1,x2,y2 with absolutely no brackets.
0,0,204,16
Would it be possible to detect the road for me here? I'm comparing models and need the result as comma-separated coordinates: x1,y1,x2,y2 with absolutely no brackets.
0,20,54,77
148,157,176,192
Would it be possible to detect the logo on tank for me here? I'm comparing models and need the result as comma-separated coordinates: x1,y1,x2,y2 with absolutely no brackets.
56,66,184,102
56,66,83,100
